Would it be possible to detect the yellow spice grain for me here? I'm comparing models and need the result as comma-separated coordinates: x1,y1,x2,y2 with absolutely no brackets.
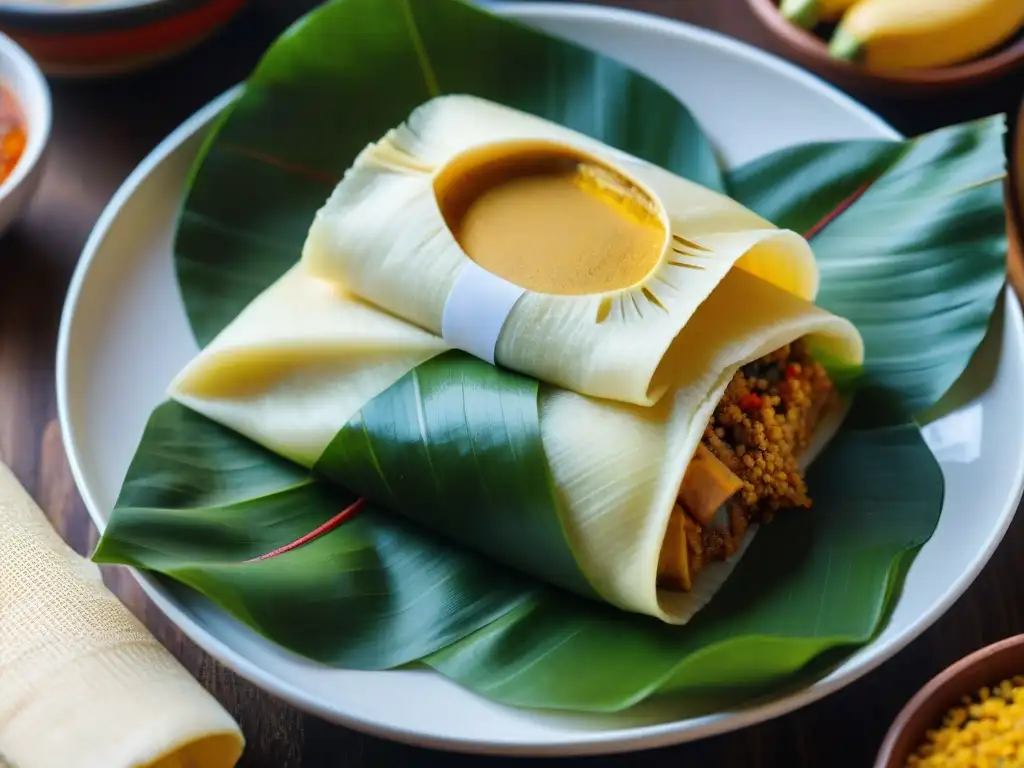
906,677,1024,767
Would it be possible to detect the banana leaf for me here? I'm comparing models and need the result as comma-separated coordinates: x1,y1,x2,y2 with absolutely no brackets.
95,0,1008,712
95,401,535,669
314,351,595,599
97,401,942,710
727,117,1008,419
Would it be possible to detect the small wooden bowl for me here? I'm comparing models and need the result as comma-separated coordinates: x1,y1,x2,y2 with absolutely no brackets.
0,0,248,77
1009,97,1024,298
744,0,1024,98
874,635,1024,767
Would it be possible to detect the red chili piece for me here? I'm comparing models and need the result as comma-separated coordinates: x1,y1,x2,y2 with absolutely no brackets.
738,393,762,412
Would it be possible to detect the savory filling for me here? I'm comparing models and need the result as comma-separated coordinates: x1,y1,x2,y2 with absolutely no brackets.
658,338,835,591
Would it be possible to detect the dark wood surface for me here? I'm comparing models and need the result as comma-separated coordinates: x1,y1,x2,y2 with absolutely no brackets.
1,1,1022,765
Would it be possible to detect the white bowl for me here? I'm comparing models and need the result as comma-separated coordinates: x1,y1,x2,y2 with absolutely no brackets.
0,29,49,237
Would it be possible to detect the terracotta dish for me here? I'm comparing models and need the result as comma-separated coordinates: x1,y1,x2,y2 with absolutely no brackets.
0,0,247,77
744,0,1024,97
1010,98,1024,298
874,635,1024,767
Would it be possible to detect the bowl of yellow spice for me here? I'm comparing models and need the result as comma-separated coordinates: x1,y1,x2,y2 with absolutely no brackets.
875,635,1024,767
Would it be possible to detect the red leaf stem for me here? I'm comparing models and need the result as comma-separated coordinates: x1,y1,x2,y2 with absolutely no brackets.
245,497,366,563
804,179,874,240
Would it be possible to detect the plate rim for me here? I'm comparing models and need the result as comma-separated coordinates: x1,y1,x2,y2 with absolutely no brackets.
56,2,1024,756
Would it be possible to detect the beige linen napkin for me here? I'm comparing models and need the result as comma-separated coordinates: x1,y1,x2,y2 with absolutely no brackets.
0,461,244,768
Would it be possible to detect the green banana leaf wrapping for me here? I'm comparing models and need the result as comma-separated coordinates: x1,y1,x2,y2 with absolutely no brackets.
93,0,1008,712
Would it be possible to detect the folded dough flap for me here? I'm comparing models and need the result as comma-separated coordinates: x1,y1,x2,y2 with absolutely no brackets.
170,266,448,467
301,94,820,407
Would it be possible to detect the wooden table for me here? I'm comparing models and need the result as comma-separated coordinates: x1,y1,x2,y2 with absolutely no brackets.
2,1,1022,765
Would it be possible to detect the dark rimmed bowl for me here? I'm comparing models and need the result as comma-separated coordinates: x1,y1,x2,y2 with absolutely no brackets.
0,0,247,76
744,0,1024,98
874,635,1024,767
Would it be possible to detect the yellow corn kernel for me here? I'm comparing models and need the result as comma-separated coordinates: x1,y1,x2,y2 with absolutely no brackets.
906,678,1024,768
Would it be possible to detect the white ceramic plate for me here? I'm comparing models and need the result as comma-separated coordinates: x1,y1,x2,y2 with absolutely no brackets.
57,3,1024,756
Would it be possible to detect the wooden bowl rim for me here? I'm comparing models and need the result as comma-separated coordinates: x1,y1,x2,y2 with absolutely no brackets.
745,0,1024,85
1009,98,1024,293
0,0,173,17
873,634,1024,768
0,0,205,34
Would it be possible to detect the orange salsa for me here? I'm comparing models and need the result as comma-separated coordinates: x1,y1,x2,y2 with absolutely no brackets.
0,86,26,186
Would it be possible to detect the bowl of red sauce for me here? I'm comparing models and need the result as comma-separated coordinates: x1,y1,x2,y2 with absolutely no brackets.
0,27,49,237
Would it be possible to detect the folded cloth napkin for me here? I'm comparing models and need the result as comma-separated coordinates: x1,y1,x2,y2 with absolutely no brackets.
0,461,244,768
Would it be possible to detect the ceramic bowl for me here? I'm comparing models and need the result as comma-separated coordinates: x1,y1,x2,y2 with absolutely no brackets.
0,28,49,237
874,635,1024,767
0,0,247,77
744,0,1024,98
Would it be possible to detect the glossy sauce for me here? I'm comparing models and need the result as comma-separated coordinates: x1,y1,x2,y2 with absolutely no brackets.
0,86,26,186
435,141,665,296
